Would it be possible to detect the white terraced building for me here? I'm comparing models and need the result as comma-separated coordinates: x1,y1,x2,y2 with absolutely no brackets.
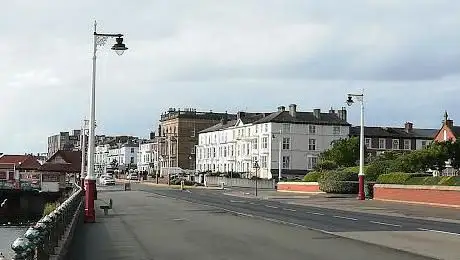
195,104,350,179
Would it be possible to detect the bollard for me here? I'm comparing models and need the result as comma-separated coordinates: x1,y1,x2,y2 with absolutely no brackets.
220,182,225,190
180,180,184,190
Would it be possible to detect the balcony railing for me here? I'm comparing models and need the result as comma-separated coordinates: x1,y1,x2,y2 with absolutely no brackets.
8,183,84,260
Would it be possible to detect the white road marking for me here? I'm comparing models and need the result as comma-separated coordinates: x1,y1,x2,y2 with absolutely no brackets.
370,221,402,227
230,200,246,203
333,215,358,221
283,208,297,212
309,212,325,216
249,202,256,205
417,228,460,236
265,205,279,209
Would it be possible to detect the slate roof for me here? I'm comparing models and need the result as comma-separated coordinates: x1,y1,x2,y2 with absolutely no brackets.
200,113,268,133
200,110,349,133
253,111,350,126
450,126,460,137
350,126,438,139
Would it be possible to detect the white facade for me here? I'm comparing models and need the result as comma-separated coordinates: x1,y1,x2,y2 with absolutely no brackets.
138,142,155,172
196,117,349,179
95,144,110,172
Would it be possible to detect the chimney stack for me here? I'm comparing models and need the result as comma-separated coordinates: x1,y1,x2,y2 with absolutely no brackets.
277,106,286,112
313,108,321,119
404,122,413,133
447,119,454,128
289,104,297,118
337,107,347,122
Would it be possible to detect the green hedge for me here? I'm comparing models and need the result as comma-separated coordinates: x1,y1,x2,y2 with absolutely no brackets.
377,173,460,186
302,171,322,182
376,172,411,184
318,170,358,194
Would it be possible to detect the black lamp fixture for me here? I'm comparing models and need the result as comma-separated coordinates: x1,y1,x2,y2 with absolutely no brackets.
111,37,128,56
346,95,354,106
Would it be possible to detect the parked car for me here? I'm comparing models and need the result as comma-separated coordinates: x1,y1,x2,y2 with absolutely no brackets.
101,176,116,186
127,173,139,180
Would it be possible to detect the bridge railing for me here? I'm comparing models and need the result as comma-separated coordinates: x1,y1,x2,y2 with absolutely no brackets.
9,182,84,260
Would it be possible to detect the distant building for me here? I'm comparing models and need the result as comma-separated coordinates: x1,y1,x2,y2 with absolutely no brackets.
196,105,350,179
47,129,87,157
149,108,237,176
94,136,140,173
350,122,437,157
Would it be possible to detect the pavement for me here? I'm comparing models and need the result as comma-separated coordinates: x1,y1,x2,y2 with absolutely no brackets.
68,184,434,260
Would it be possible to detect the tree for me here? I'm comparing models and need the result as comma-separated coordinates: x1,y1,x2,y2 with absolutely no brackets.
320,137,361,167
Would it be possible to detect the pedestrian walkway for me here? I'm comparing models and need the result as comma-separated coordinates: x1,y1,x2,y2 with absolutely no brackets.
224,188,460,223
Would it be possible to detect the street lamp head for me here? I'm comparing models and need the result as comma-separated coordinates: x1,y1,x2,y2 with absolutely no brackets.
346,95,354,106
111,37,128,56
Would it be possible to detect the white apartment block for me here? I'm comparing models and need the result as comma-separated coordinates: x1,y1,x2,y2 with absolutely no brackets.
94,138,140,172
195,105,350,179
95,144,110,173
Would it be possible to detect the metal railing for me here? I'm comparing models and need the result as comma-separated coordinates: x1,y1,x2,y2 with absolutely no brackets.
9,183,84,260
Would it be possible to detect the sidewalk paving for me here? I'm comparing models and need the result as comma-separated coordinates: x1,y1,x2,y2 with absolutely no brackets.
223,188,460,223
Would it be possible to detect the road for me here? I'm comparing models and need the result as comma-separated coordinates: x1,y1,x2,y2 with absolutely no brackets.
136,184,460,260
69,184,433,260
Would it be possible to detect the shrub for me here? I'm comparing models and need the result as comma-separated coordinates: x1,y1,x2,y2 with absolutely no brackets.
318,170,358,194
302,171,322,182
43,202,58,216
365,160,391,181
439,176,460,186
376,172,412,184
314,160,338,171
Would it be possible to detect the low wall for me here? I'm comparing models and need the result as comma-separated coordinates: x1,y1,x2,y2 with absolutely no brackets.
277,182,322,193
374,184,460,208
204,176,276,189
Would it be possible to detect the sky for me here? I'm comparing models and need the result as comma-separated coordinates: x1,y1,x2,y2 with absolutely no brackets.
1,0,460,154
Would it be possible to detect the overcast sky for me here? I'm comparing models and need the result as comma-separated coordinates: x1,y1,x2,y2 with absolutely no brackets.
1,0,460,153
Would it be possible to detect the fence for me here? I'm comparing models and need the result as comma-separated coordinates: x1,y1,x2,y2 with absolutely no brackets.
204,176,276,189
8,182,84,260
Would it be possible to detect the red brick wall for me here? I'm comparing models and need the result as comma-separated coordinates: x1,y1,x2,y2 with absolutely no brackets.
374,185,460,207
277,182,321,193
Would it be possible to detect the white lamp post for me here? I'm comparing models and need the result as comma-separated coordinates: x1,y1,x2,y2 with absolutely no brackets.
346,92,365,200
85,21,128,223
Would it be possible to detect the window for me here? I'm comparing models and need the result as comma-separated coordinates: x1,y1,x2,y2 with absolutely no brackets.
230,145,234,156
262,137,268,149
223,147,227,157
131,148,135,153
213,148,216,157
309,125,316,134
392,139,399,150
307,157,318,169
308,139,316,151
261,156,268,168
404,139,411,150
252,139,258,150
365,138,371,148
246,144,250,155
282,137,290,150
264,124,269,132
283,123,290,133
421,141,427,149
248,128,251,136
378,139,385,149
333,126,340,135
130,157,134,164
282,156,290,169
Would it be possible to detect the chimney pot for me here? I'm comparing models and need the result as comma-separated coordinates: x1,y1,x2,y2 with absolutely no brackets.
404,122,413,133
289,104,297,117
446,119,454,128
277,106,286,112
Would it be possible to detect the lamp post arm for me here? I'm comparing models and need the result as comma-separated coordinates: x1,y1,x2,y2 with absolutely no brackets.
94,33,124,37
